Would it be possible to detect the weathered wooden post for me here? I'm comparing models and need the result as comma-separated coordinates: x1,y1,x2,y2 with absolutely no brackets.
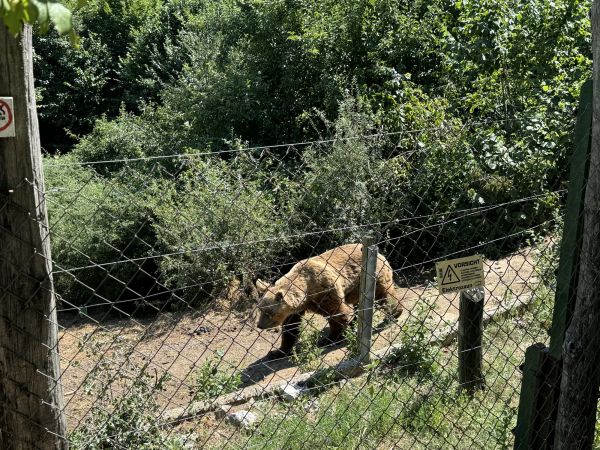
553,2,600,447
436,254,486,394
458,287,485,394
357,237,377,365
0,23,67,449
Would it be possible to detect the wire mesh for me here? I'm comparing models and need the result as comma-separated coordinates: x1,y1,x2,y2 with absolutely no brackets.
0,117,581,449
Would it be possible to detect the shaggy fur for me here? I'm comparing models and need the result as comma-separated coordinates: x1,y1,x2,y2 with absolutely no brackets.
256,243,403,358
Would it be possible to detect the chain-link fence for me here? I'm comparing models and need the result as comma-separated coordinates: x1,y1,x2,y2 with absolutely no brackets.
0,116,580,449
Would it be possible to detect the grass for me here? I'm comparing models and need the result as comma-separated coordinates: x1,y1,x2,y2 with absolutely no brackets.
200,285,555,449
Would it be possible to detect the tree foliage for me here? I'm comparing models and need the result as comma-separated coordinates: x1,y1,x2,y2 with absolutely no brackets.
35,0,591,309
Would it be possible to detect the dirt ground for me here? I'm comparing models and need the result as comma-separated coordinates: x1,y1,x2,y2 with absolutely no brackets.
57,245,544,430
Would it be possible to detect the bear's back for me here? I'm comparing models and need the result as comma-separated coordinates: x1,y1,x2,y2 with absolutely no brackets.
313,243,362,273
295,244,363,297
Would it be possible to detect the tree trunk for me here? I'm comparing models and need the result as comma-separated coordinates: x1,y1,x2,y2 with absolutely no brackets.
0,22,67,449
553,1,600,448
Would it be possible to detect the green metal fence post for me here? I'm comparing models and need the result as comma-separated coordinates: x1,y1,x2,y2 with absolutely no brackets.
513,79,593,450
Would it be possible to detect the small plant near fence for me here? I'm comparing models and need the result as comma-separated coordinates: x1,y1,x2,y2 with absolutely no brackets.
343,321,359,358
192,352,242,402
290,317,324,372
384,299,439,379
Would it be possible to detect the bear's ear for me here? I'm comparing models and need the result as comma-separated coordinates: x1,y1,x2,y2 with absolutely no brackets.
275,292,299,308
256,279,269,295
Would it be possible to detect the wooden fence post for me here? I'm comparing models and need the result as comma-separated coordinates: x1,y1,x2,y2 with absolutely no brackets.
553,2,600,447
0,24,67,449
357,237,377,365
458,287,485,394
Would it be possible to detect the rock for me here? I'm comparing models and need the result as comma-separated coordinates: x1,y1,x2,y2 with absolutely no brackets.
214,404,232,420
304,399,319,413
280,383,303,402
173,433,198,449
226,410,258,429
188,325,211,335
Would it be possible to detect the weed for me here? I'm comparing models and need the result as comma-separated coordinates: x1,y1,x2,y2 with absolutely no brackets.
343,320,359,357
385,300,438,379
193,352,242,401
290,317,322,372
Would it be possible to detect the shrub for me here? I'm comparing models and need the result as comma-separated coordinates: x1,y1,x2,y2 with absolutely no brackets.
45,154,162,311
343,320,359,358
384,299,438,379
72,106,199,176
289,96,395,253
149,157,288,303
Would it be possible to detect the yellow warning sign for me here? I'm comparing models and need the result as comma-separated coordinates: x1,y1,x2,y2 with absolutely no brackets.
436,254,485,294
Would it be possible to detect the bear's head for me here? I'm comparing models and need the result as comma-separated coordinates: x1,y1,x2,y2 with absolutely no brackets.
255,279,295,329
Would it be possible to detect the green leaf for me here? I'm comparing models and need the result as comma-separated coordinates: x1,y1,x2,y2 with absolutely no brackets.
25,1,39,24
2,0,73,36
47,2,72,35
30,0,50,32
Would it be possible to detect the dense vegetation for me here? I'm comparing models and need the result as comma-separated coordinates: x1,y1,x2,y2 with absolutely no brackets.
36,0,591,310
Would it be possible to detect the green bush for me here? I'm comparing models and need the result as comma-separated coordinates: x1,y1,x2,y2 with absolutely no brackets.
45,151,290,310
34,0,163,150
384,299,439,379
149,157,288,302
287,96,398,253
45,154,161,311
72,106,201,176
37,0,591,313
120,0,208,104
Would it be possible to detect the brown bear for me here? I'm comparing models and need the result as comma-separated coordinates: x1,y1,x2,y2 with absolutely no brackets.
255,243,403,358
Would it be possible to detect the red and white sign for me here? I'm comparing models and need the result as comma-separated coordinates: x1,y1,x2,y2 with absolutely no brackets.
0,97,15,138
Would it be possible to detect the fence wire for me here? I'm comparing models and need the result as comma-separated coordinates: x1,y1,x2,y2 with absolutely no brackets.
0,117,583,449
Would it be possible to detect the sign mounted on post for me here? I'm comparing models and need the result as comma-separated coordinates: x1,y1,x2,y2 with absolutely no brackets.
0,97,15,138
436,254,485,294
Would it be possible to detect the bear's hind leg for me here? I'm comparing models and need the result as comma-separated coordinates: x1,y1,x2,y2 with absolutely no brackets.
375,272,403,319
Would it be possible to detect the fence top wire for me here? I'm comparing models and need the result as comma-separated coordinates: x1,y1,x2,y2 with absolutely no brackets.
50,189,563,275
42,115,542,168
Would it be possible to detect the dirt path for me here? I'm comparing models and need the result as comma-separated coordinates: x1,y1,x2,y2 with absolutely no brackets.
57,245,542,430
